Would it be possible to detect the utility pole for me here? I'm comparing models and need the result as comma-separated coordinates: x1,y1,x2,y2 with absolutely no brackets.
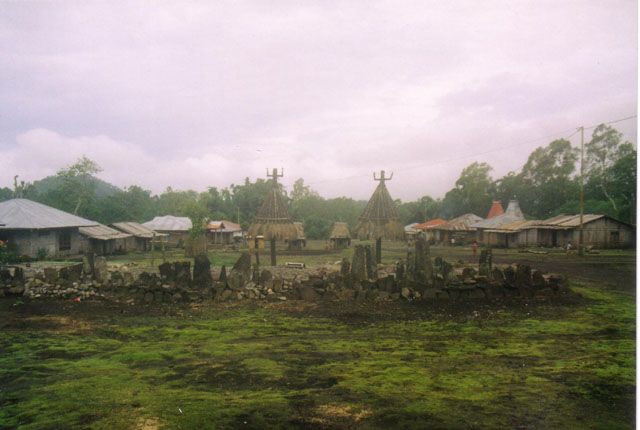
579,126,584,256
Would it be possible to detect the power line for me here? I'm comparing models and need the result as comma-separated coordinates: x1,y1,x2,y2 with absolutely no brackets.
306,114,636,187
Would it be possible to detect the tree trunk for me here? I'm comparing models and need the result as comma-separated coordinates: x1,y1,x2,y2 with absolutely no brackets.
376,238,382,264
270,238,276,266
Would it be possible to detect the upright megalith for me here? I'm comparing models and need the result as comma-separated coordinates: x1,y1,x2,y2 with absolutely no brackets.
159,262,173,282
365,245,377,280
409,238,432,284
351,245,367,281
351,245,377,281
233,252,252,278
173,261,191,288
193,254,212,288
94,257,109,283
478,249,492,278
340,258,350,277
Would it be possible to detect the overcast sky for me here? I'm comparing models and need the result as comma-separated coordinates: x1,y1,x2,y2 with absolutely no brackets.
0,1,636,201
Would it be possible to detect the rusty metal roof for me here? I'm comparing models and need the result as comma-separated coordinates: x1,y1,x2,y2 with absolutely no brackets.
79,224,132,241
432,213,483,231
110,221,162,238
534,214,604,228
414,219,447,230
206,220,242,232
484,219,541,233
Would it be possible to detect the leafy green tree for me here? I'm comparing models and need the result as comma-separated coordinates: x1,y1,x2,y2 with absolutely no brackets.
520,139,578,218
397,196,441,225
290,178,318,201
156,187,199,217
96,185,156,224
304,216,332,240
586,124,634,214
40,156,102,218
0,187,13,202
186,201,209,238
441,162,494,218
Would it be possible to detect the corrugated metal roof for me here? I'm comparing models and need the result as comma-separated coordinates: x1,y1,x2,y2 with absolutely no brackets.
535,214,604,228
0,199,99,230
484,219,541,233
472,200,524,229
111,221,159,238
433,213,483,231
404,222,419,232
414,219,447,230
206,220,242,232
79,224,132,240
142,215,192,232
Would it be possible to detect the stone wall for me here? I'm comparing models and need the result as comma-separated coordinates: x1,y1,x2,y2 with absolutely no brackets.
0,246,569,305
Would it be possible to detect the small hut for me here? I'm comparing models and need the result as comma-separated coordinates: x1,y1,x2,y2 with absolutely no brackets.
329,222,351,249
353,170,404,263
287,222,306,250
247,168,298,265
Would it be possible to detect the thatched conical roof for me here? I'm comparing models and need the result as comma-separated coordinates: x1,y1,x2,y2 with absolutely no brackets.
353,171,404,240
248,170,298,240
330,222,351,239
292,222,306,240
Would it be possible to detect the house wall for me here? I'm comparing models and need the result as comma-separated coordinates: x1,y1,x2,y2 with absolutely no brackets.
530,218,634,249
330,238,351,249
157,231,189,247
0,228,83,258
569,218,635,249
207,231,233,245
515,229,539,248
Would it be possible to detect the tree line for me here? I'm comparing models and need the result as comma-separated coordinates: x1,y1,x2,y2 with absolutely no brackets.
1,124,635,239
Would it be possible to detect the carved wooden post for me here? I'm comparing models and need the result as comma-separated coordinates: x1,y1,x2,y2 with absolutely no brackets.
373,170,393,264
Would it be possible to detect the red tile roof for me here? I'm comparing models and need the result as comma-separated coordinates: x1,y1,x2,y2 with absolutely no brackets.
487,201,504,219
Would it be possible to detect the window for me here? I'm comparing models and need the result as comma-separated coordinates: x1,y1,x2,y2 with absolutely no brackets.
610,231,620,243
59,231,71,251
39,230,50,237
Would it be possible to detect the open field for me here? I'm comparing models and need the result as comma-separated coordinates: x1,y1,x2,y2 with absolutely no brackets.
0,246,635,429
106,240,636,292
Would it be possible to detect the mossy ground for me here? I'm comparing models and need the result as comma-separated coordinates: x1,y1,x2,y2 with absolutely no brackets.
1,246,635,429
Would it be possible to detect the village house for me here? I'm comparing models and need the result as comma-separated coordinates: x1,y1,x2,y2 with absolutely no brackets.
471,200,525,247
412,219,447,242
78,224,132,255
111,221,165,251
520,214,635,249
287,222,306,250
0,198,98,258
329,222,351,249
431,213,483,244
205,220,243,245
142,215,191,247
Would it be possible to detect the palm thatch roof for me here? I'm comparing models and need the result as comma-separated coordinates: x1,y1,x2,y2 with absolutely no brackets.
292,222,306,240
353,177,404,240
330,222,351,239
248,182,298,240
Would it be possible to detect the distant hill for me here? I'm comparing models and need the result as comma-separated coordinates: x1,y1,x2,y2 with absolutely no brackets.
32,175,122,199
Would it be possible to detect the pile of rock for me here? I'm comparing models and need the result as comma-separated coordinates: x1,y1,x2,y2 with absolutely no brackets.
0,245,569,305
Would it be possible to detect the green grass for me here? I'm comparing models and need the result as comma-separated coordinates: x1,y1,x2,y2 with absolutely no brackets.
0,281,635,430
